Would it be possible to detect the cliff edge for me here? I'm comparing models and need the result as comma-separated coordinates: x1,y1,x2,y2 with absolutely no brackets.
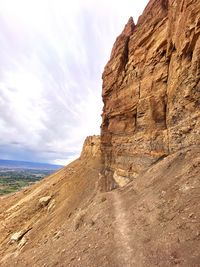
101,0,200,190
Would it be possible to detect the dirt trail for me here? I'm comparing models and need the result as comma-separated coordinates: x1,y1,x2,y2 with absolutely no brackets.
112,190,135,266
0,147,200,266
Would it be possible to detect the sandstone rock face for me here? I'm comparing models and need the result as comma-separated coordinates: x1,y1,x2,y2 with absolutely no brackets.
81,136,101,158
101,0,200,190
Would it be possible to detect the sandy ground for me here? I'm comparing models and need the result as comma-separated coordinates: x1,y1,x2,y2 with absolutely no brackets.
0,146,200,266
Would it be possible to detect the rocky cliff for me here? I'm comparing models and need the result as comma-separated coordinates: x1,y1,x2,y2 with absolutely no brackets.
0,0,200,266
80,136,101,158
101,0,200,190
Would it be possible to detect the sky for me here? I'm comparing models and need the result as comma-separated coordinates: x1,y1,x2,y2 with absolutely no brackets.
0,0,149,165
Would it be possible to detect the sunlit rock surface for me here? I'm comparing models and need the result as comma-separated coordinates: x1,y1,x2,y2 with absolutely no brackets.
101,0,200,189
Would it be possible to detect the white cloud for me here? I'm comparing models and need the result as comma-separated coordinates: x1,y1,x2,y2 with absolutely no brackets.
0,0,149,164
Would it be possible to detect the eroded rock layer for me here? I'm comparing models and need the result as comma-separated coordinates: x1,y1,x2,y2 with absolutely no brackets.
101,0,200,190
81,136,101,158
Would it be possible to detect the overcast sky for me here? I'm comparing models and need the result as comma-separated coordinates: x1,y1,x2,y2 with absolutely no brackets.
0,0,149,165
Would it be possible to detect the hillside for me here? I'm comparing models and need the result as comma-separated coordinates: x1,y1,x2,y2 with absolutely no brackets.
0,136,104,266
0,0,200,266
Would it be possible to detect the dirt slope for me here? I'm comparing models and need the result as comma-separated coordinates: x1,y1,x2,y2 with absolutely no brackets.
0,144,200,266
0,137,104,266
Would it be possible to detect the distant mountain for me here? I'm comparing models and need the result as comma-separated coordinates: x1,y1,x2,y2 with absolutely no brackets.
0,159,64,170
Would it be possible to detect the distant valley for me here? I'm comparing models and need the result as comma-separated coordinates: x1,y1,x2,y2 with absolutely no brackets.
0,159,64,196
